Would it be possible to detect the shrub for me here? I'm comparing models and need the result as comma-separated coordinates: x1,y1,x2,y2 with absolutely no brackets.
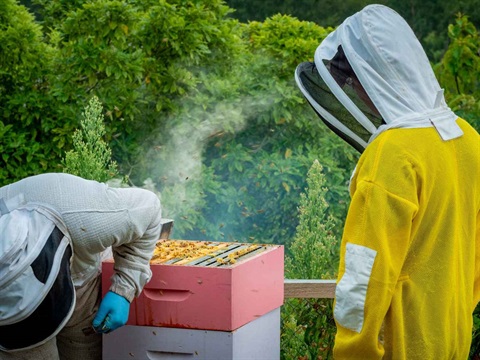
282,160,339,359
63,96,118,182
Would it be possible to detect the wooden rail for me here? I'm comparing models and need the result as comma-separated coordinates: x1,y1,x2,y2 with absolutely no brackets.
284,279,336,299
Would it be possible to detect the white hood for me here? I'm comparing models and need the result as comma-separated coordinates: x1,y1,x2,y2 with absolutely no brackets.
296,4,463,150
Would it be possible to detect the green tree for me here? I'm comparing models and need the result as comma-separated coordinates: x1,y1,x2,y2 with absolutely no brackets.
282,160,339,359
63,96,118,182
224,0,480,61
226,0,373,27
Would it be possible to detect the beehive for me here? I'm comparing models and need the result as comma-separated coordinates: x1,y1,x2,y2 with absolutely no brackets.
103,308,280,360
102,239,284,331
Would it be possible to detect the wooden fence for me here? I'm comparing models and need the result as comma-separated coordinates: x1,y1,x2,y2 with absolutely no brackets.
283,279,336,299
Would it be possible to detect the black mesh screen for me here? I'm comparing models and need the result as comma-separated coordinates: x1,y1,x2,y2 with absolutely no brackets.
0,230,74,351
296,49,384,153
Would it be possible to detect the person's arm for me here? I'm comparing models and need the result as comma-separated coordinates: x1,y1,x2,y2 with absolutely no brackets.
333,179,418,358
333,138,420,359
108,187,162,302
93,187,162,333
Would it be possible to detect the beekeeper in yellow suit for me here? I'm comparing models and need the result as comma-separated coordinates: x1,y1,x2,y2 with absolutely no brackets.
295,4,480,359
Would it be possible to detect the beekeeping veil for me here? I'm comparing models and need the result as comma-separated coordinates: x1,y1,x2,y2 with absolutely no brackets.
295,4,463,152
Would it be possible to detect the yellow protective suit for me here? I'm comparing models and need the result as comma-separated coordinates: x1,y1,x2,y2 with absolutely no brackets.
333,118,480,359
294,3,480,357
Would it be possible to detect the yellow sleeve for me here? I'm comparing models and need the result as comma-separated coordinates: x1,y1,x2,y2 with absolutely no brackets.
333,179,418,359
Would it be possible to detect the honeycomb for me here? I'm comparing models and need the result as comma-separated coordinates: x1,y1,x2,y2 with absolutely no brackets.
150,240,260,265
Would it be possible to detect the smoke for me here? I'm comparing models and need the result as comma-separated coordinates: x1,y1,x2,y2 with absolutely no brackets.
144,93,274,230
162,101,246,184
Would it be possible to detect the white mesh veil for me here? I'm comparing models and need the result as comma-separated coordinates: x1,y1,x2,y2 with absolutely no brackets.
295,4,463,152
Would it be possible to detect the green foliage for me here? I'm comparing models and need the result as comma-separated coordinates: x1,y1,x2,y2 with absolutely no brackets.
285,160,339,278
131,13,355,242
245,14,334,73
225,0,480,62
20,0,242,188
63,96,118,182
471,305,480,359
436,14,480,94
172,14,354,243
226,0,373,28
282,160,339,359
434,14,480,130
384,0,480,62
0,0,63,185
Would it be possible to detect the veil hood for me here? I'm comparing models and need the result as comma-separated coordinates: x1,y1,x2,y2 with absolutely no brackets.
295,4,463,152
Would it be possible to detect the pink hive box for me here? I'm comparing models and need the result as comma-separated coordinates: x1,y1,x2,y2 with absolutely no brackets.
101,240,284,332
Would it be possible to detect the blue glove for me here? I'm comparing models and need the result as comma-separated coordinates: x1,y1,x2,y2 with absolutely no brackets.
92,291,130,333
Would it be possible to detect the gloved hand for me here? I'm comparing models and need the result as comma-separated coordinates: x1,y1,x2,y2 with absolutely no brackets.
92,291,130,333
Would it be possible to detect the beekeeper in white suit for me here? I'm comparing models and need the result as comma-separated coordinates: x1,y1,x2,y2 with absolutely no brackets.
0,172,162,360
295,4,480,359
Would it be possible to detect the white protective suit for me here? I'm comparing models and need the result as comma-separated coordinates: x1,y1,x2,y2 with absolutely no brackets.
0,172,162,360
0,172,162,301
